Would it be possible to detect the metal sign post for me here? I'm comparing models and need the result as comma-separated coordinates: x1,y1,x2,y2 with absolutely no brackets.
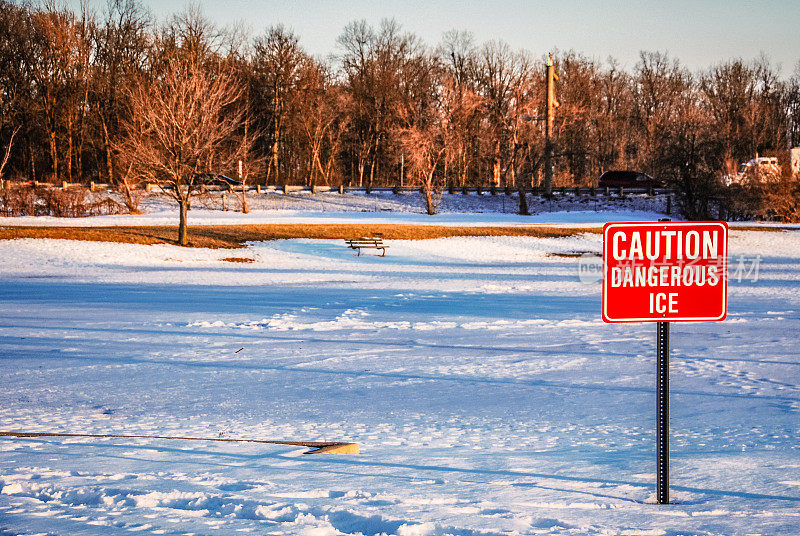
656,320,670,504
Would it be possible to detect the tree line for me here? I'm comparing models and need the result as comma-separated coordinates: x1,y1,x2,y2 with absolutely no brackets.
1,0,799,225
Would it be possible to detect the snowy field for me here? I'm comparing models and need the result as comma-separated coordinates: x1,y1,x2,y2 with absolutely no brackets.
0,224,799,535
0,189,672,227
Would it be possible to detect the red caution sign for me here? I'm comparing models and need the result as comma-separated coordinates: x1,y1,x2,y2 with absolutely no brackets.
602,221,728,323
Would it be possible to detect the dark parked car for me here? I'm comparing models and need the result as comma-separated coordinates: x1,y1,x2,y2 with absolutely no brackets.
193,173,242,187
598,170,664,188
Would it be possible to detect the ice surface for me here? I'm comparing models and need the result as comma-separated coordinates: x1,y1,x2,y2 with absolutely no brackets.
0,224,798,535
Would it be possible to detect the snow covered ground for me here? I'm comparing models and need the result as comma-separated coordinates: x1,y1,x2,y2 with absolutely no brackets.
0,225,798,535
0,189,672,227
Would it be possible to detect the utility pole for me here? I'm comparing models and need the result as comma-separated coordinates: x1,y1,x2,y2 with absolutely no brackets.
544,54,559,197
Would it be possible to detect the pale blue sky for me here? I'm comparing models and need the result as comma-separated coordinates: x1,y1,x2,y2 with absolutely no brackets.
75,0,799,73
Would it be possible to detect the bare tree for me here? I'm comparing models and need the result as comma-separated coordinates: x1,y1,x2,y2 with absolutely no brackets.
0,125,19,178
251,25,306,185
337,20,375,187
700,59,759,175
437,31,483,188
787,65,800,148
0,2,31,179
594,60,633,173
631,51,692,178
393,52,447,214
28,4,89,181
398,124,445,215
228,116,265,214
663,92,722,220
438,75,482,189
292,61,350,186
117,46,249,244
475,41,533,189
92,0,150,190
339,19,427,188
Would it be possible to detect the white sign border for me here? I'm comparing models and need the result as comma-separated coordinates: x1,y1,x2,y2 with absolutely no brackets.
602,221,728,323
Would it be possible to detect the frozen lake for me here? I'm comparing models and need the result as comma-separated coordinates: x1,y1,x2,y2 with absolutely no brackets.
0,229,798,535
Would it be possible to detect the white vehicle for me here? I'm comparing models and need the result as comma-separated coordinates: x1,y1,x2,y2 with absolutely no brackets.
724,156,781,186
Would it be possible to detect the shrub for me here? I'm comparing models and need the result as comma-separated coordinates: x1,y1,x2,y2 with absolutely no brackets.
0,182,127,217
1,182,39,216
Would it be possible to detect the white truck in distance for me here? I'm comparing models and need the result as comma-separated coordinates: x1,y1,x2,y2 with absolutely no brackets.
724,156,780,186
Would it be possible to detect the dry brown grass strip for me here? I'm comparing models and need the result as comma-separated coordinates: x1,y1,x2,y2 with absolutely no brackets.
0,223,600,249
2,223,791,249
220,257,256,263
730,225,798,232
547,251,601,258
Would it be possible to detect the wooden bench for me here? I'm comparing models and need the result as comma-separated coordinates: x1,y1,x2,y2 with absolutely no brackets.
344,236,389,257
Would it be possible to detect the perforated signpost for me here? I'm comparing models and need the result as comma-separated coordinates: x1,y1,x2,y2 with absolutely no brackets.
602,220,728,504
